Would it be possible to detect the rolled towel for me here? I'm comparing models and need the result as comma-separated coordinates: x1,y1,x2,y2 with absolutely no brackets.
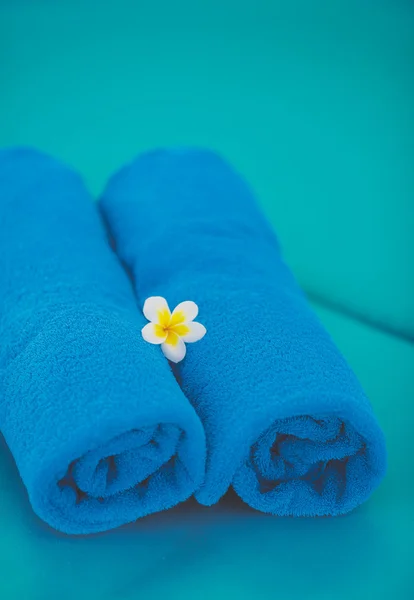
100,148,387,516
0,148,205,534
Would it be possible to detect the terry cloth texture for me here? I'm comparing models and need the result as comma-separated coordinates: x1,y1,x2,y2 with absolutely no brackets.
0,147,205,534
100,147,387,516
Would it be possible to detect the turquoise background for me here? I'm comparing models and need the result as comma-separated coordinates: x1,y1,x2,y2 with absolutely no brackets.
0,0,413,598
1,0,414,337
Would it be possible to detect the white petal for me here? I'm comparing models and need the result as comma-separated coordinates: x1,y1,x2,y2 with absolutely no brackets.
181,322,207,343
161,334,187,363
171,300,198,324
141,323,167,345
143,296,170,324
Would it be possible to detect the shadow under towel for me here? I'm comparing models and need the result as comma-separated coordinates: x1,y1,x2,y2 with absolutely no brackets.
0,148,205,534
100,147,387,516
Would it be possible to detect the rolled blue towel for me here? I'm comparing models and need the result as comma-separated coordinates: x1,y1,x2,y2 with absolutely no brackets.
0,148,205,534
100,148,387,516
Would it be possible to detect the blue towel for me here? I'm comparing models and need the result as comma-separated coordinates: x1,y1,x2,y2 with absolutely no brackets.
100,148,387,516
0,148,205,534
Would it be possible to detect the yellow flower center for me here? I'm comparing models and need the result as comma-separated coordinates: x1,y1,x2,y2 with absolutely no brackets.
154,309,190,346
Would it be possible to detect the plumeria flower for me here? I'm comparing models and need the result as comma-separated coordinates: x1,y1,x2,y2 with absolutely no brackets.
141,296,206,363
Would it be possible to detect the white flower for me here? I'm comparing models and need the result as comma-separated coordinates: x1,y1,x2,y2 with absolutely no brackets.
141,296,206,363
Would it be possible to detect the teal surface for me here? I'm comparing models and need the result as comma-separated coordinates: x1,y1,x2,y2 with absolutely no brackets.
0,0,413,598
1,0,414,336
1,303,413,599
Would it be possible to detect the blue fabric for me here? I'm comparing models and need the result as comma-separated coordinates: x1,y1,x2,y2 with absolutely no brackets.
0,147,205,534
100,148,387,516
